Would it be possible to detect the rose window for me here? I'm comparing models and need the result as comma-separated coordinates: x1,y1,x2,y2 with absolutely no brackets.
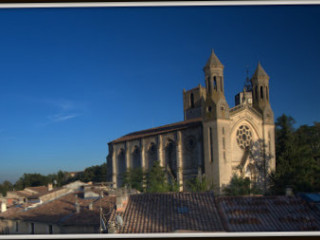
236,125,253,150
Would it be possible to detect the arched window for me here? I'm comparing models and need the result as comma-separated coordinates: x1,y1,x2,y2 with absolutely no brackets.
255,86,258,100
213,76,217,90
208,77,211,93
190,93,194,108
260,86,264,99
147,143,157,169
131,146,141,169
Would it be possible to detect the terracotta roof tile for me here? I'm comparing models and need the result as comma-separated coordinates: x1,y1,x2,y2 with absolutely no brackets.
216,196,320,232
109,192,224,233
0,192,116,227
25,186,49,195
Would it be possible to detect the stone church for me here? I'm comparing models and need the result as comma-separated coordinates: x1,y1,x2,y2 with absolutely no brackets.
106,50,276,193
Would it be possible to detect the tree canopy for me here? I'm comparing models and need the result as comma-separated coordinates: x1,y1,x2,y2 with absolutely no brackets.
121,161,179,193
269,114,320,194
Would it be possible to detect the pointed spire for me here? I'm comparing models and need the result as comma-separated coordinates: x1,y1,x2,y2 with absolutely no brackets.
253,62,269,79
205,49,223,68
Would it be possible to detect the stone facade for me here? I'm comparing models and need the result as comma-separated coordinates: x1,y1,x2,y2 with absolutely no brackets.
106,50,276,193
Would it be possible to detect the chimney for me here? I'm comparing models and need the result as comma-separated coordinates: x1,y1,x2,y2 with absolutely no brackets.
1,201,7,213
75,195,80,213
89,202,93,210
285,186,293,197
75,202,80,213
48,183,53,191
116,189,128,212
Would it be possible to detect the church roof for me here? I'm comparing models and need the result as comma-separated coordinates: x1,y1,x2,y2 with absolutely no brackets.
252,62,269,79
110,118,202,144
204,49,223,68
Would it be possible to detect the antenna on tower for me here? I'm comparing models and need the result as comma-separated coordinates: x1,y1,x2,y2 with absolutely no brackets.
244,65,252,91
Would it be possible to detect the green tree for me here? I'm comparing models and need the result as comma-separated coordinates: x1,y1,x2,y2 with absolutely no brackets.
187,175,212,192
146,161,179,193
14,173,49,190
269,115,320,194
79,163,107,183
122,168,144,192
0,181,13,196
224,174,260,196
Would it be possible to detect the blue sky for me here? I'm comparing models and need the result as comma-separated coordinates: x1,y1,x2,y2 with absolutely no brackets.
0,5,319,183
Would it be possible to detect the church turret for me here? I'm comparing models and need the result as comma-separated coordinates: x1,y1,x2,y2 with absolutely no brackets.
203,49,225,96
203,50,229,120
251,62,273,123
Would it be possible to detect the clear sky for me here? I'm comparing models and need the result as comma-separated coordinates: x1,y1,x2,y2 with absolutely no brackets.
0,4,319,183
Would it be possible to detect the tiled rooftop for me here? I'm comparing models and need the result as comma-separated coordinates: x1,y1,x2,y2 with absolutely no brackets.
3,188,320,233
216,196,320,231
25,186,50,195
7,186,50,199
0,191,116,227
109,192,224,233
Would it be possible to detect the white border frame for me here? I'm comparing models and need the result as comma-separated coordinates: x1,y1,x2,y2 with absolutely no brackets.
0,0,319,239
0,1,319,9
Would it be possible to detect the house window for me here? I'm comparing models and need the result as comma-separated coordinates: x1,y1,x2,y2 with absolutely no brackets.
31,223,35,234
260,86,264,99
213,76,217,90
49,225,53,234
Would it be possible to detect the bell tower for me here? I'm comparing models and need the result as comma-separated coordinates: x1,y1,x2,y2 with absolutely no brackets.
203,49,229,120
202,50,231,194
251,62,274,124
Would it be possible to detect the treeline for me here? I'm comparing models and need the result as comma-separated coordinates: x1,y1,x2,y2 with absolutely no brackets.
269,114,320,194
0,163,107,196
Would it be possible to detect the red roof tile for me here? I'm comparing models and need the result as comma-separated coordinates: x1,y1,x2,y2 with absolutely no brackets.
0,192,116,227
109,192,224,233
216,196,320,231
